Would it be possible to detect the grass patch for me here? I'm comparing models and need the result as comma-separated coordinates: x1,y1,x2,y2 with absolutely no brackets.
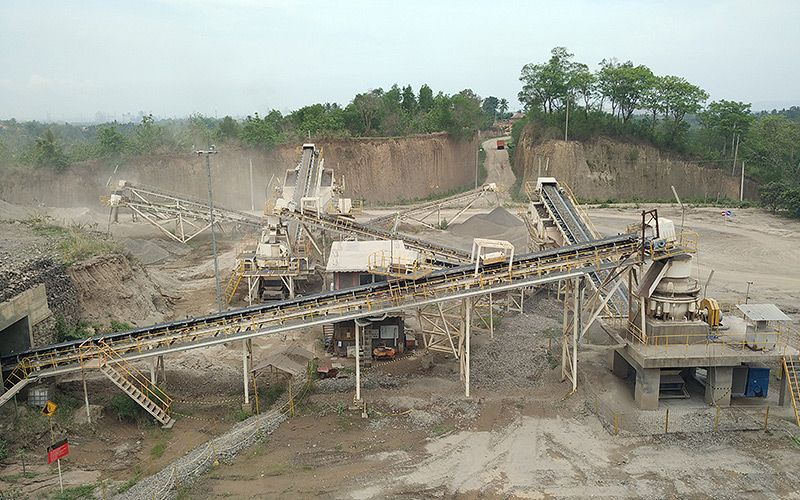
109,394,146,424
24,215,122,266
150,440,166,459
232,408,250,422
51,484,95,500
116,466,142,494
430,424,454,437
57,227,121,265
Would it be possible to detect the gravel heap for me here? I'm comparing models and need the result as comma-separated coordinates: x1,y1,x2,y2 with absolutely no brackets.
470,295,562,389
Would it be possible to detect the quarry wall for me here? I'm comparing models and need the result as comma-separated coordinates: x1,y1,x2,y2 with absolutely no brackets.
513,126,758,202
0,133,478,209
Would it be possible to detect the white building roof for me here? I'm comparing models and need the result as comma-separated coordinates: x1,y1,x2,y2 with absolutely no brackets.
736,303,792,322
325,240,417,273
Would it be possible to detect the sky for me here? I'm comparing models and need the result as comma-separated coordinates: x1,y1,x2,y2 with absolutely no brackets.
1,0,798,123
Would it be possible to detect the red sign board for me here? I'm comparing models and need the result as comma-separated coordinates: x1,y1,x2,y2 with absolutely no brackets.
47,439,69,464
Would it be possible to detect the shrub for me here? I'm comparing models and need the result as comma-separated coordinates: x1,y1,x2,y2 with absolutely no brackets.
110,395,145,423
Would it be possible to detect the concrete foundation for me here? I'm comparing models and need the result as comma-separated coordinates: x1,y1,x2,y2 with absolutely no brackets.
610,349,631,379
634,368,661,410
705,366,733,406
0,285,53,357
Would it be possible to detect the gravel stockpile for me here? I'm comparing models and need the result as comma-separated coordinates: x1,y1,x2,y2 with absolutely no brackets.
471,296,561,389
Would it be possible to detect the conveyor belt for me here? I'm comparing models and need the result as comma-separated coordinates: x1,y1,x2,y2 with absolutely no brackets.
367,184,497,229
114,181,469,264
539,183,629,313
281,208,471,265
2,234,641,392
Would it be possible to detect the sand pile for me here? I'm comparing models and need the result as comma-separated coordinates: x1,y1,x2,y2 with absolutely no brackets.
446,207,527,249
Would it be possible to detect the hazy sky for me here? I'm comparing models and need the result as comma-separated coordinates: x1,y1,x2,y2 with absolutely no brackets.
1,0,798,122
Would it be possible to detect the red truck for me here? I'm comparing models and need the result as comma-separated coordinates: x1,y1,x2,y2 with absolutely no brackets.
496,139,505,150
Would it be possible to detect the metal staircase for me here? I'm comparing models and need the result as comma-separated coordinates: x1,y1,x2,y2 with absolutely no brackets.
98,342,174,427
783,355,800,427
224,261,245,305
0,378,30,408
322,324,335,352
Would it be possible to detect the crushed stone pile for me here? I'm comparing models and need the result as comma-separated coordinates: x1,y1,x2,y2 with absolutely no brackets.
471,294,562,389
447,207,522,238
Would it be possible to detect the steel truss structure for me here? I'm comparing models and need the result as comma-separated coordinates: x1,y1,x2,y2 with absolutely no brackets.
106,181,263,243
367,183,498,231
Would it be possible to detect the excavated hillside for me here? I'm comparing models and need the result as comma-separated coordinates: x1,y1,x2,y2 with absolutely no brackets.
513,125,758,201
0,133,478,209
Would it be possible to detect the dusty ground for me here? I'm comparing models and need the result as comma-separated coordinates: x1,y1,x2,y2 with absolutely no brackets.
180,297,800,499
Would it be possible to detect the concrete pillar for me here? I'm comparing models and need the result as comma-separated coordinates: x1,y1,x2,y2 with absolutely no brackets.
705,366,733,407
779,368,789,407
634,368,661,410
610,350,630,379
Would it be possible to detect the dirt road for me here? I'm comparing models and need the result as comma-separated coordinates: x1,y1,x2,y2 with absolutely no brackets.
482,136,515,200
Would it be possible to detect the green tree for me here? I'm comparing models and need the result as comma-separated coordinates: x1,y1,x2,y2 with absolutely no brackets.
216,115,241,141
418,84,434,112
353,91,382,135
657,76,708,142
134,114,170,152
743,115,800,182
29,129,69,170
498,98,509,117
519,47,577,113
597,59,654,122
699,100,754,156
96,125,127,157
401,85,417,114
241,111,282,147
482,96,500,118
569,64,596,113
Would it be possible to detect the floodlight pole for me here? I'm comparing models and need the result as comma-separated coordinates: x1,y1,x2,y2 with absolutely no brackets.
197,146,222,313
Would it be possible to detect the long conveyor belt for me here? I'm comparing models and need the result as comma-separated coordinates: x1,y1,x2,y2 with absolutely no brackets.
281,208,471,265
1,233,641,397
114,181,265,228
367,184,497,229
539,183,629,313
113,182,471,265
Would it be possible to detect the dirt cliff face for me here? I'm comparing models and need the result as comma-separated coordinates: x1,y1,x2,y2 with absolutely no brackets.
0,133,478,209
513,125,757,201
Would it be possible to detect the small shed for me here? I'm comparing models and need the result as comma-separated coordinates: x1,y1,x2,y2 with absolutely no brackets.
324,240,412,358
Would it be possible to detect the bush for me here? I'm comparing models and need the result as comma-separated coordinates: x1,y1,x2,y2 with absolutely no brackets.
0,438,8,461
51,484,95,500
110,395,145,424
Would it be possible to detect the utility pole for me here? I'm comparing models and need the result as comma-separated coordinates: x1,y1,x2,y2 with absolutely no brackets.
475,146,480,189
196,145,222,312
564,98,570,142
249,158,255,212
740,160,746,202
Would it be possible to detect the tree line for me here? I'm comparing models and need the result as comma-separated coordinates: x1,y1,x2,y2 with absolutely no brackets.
0,85,509,172
516,47,800,216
